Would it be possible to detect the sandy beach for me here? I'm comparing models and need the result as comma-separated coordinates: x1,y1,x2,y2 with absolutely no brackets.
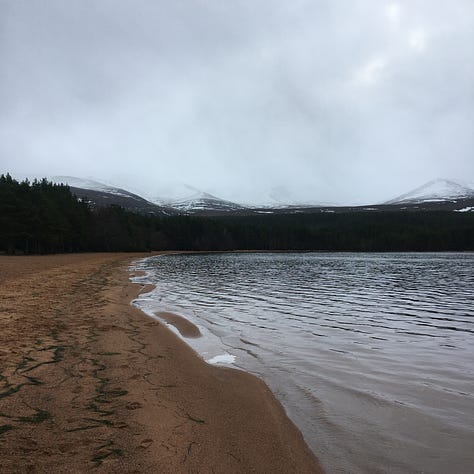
0,253,322,473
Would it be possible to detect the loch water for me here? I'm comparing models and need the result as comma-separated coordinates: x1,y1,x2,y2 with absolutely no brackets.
132,253,474,474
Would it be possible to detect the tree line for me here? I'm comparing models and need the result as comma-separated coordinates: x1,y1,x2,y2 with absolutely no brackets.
1,174,473,254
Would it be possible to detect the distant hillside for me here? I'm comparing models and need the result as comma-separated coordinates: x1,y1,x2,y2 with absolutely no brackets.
69,187,176,216
46,176,177,216
154,187,247,215
8,174,474,216
385,179,474,205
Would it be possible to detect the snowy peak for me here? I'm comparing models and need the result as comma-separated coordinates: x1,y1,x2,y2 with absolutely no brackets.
16,174,175,216
153,184,211,203
50,176,135,199
386,179,474,205
153,184,247,214
165,193,246,214
12,173,138,199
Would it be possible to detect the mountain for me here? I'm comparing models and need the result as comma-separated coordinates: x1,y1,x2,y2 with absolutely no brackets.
49,176,142,197
47,176,176,216
385,179,474,205
161,192,247,215
153,185,247,215
9,174,474,216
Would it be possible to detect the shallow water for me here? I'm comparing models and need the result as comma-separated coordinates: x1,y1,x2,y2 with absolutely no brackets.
132,253,474,473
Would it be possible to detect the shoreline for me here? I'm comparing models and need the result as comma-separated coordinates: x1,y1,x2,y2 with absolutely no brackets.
0,253,322,473
155,311,203,338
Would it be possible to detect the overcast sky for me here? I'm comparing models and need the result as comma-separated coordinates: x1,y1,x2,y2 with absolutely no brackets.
1,0,473,204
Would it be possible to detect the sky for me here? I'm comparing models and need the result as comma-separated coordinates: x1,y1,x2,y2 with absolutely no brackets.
1,0,473,205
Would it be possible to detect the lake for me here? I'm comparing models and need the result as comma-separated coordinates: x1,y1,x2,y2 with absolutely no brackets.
132,252,474,473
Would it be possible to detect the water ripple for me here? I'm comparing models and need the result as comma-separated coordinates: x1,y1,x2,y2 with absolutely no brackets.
138,252,474,474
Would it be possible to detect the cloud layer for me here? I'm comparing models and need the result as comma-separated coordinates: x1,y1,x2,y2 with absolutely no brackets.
1,0,473,204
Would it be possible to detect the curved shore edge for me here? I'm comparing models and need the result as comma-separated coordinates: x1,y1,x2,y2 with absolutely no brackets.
0,253,323,473
155,311,203,338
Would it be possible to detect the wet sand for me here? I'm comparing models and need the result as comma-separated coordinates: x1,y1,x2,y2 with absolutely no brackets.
156,311,203,338
0,254,322,473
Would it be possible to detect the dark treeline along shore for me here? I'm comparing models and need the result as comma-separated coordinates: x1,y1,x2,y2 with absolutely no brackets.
1,174,474,254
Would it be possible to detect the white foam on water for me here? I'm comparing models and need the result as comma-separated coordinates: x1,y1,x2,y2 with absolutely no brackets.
206,354,236,365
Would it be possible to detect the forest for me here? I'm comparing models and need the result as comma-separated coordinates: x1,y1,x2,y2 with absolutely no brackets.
1,174,474,254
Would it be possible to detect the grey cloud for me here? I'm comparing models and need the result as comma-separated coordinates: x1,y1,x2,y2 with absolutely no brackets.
1,0,473,204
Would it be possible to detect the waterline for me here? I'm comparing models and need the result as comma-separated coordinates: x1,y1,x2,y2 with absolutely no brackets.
133,252,474,473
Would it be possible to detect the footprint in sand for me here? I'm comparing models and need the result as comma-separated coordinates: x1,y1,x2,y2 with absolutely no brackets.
138,439,153,449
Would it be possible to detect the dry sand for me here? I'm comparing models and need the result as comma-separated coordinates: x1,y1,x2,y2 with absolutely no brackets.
0,253,322,473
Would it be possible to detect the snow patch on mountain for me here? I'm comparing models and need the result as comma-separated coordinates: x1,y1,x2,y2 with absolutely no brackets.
169,193,246,213
49,176,139,199
12,174,138,199
152,184,246,213
385,179,474,204
152,184,207,203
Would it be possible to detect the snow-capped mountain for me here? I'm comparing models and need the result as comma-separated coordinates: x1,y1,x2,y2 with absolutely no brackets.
9,173,474,215
168,194,247,214
153,184,247,215
52,176,157,201
15,174,134,198
385,179,474,205
49,176,140,198
15,175,176,216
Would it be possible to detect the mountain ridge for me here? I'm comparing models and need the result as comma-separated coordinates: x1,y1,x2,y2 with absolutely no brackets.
385,178,474,205
8,174,474,215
